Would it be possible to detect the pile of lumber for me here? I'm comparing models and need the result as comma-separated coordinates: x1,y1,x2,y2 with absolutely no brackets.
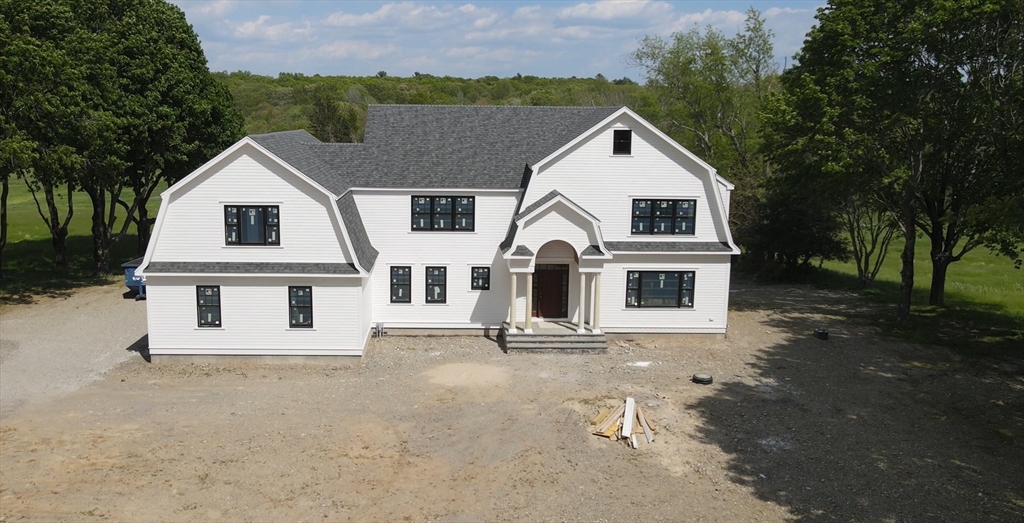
590,397,656,449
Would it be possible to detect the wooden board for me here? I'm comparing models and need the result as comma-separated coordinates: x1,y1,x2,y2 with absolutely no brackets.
622,397,635,438
636,405,654,443
591,408,611,426
593,404,624,434
599,421,620,439
636,404,656,432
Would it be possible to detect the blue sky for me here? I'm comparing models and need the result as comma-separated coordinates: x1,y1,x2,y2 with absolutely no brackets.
170,1,825,80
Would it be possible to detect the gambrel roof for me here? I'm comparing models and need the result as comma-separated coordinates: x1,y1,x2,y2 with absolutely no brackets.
250,105,619,194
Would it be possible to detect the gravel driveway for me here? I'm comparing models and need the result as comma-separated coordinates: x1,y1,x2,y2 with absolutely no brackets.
0,282,148,419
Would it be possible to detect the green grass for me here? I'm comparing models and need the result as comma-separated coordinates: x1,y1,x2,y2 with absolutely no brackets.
815,235,1023,358
1,179,163,305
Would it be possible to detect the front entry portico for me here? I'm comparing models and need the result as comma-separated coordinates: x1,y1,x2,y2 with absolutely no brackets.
533,264,569,319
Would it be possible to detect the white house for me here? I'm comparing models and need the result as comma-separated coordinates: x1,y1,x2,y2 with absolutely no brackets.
136,105,739,359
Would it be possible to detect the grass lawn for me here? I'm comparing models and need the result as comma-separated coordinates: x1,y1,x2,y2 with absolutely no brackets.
1,179,163,305
815,236,1023,357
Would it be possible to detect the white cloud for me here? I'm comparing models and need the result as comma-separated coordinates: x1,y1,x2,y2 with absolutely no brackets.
324,2,498,32
667,9,747,33
177,0,236,17
230,15,312,42
446,46,487,58
559,0,672,20
315,40,398,60
513,5,542,19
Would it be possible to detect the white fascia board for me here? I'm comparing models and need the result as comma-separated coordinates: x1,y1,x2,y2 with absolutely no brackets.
150,348,364,356
139,272,363,278
608,249,740,255
716,174,735,190
141,137,368,276
503,195,612,260
345,187,522,194
514,193,601,225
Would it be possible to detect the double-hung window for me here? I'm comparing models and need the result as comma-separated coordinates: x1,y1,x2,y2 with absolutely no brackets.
196,286,221,327
288,286,313,328
411,196,474,231
390,266,411,303
613,129,632,155
631,199,696,235
625,271,694,308
225,205,280,245
471,267,490,290
425,267,446,303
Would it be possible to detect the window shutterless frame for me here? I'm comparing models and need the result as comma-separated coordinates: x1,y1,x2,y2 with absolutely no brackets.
625,271,694,308
471,267,490,290
225,205,280,245
288,286,313,328
196,286,221,327
411,196,474,231
390,266,412,303
425,266,447,303
613,129,632,155
630,199,696,235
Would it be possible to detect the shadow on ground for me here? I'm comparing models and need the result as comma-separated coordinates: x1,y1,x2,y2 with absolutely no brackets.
696,281,1024,521
125,334,150,363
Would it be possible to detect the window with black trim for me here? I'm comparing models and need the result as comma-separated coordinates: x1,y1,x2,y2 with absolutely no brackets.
631,199,696,235
197,286,221,327
425,266,447,303
391,266,411,303
225,205,280,245
613,129,632,155
625,271,694,308
411,196,474,231
289,286,313,328
471,267,490,290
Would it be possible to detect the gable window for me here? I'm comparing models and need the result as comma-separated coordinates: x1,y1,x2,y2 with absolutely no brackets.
225,205,280,245
626,271,694,308
631,199,696,235
426,266,447,303
613,129,632,155
196,286,221,327
390,266,411,303
288,286,313,328
411,196,474,231
471,267,490,290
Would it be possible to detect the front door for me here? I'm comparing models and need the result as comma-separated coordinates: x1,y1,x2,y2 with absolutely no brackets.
533,264,569,318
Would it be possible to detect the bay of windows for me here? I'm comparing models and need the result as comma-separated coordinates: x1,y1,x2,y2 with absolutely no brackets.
625,271,694,308
631,199,695,235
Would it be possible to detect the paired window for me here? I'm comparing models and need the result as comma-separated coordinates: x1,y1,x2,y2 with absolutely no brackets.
471,267,490,290
289,286,313,328
613,129,632,155
390,266,412,303
196,286,221,327
625,271,694,308
411,196,474,231
426,267,447,303
631,199,696,235
225,205,280,245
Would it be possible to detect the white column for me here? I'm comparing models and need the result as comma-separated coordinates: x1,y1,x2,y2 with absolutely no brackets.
588,273,595,328
524,272,533,333
592,272,601,333
509,273,517,333
577,272,586,333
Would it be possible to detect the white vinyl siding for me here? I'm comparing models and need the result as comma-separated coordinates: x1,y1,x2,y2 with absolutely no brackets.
523,114,728,244
145,276,363,355
355,190,518,328
598,254,731,333
150,146,353,264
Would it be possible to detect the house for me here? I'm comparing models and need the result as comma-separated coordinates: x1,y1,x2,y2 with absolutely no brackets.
135,105,739,360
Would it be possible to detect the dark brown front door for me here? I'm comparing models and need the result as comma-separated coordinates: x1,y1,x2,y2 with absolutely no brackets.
533,264,569,318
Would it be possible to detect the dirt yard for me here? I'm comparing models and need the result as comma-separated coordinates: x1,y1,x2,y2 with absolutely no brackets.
1,282,1022,522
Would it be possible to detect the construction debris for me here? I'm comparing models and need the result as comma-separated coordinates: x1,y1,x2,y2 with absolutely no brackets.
590,396,656,448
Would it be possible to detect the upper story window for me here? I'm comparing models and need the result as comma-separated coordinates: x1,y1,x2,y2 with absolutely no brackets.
626,271,694,308
631,199,696,235
613,129,632,155
225,205,279,245
411,196,474,231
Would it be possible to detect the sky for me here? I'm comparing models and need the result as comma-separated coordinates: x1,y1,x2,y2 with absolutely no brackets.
170,0,826,80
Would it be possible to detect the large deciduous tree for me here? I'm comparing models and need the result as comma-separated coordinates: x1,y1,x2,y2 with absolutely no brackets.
767,0,1022,322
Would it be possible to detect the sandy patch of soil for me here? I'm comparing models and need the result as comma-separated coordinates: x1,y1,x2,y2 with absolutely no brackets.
1,281,1022,522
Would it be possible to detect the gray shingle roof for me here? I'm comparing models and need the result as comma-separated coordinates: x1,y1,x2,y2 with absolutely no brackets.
514,190,599,222
336,192,379,271
144,262,359,274
581,245,604,256
510,245,534,257
252,105,619,194
604,242,733,253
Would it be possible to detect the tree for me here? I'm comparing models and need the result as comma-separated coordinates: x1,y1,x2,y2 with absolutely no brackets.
305,85,359,142
770,0,1024,320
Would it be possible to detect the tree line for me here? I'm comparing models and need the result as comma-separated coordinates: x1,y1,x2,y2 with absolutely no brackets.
3,1,1020,326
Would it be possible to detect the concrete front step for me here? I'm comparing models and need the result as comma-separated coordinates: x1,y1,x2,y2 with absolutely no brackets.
501,329,608,353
